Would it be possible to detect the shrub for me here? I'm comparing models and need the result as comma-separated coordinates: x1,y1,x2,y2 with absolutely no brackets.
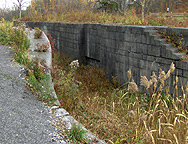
34,27,42,39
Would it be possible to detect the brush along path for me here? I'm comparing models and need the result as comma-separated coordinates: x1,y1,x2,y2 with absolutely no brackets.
0,29,105,143
0,45,68,143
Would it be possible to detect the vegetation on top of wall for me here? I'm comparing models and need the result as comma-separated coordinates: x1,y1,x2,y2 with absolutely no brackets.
157,29,188,51
156,28,188,60
34,27,43,39
16,0,187,27
20,9,188,27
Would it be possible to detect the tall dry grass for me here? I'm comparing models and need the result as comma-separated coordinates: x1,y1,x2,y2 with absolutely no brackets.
51,43,188,144
127,62,188,144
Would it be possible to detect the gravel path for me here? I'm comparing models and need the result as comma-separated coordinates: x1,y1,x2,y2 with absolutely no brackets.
0,29,106,144
0,45,66,144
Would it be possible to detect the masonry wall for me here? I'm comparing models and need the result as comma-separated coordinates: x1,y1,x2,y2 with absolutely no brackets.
20,21,188,94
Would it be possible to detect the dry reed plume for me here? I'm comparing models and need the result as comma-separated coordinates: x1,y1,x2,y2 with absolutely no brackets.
126,62,188,143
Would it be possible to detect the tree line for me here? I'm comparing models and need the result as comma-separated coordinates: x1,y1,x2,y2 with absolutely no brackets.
0,0,187,21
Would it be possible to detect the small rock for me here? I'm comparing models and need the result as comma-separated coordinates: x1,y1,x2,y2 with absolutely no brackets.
50,106,60,113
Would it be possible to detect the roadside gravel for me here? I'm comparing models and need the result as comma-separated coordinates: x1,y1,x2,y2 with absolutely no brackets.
0,45,68,144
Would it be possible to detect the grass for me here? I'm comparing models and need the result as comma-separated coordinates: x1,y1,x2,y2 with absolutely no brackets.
66,123,87,144
51,46,188,143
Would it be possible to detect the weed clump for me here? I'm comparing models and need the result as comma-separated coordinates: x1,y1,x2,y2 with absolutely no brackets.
157,29,186,52
34,27,42,39
25,57,56,104
35,42,49,52
66,124,87,144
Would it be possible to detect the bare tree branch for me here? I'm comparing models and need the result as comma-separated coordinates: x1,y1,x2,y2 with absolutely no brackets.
13,0,29,18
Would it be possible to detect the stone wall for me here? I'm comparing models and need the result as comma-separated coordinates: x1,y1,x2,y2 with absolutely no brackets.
19,21,188,94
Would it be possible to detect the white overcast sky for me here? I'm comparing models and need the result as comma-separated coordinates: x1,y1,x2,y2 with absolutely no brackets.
0,0,31,9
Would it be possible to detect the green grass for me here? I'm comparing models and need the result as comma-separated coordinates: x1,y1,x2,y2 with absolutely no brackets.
66,124,87,144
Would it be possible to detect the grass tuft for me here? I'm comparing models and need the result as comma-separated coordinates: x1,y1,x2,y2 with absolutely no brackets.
66,123,87,144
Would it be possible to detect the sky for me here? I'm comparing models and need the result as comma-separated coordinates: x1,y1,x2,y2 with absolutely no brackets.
0,0,31,10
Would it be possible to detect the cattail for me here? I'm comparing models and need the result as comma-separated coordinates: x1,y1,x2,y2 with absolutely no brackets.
165,62,175,79
181,85,185,99
128,79,138,93
173,81,176,87
175,85,178,97
151,71,157,83
141,76,149,89
159,69,166,80
154,82,157,93
151,72,157,93
186,82,188,98
149,79,153,88
170,62,175,73
141,76,153,89
176,76,178,84
127,69,131,81
158,84,163,94
159,68,166,86
165,70,171,79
